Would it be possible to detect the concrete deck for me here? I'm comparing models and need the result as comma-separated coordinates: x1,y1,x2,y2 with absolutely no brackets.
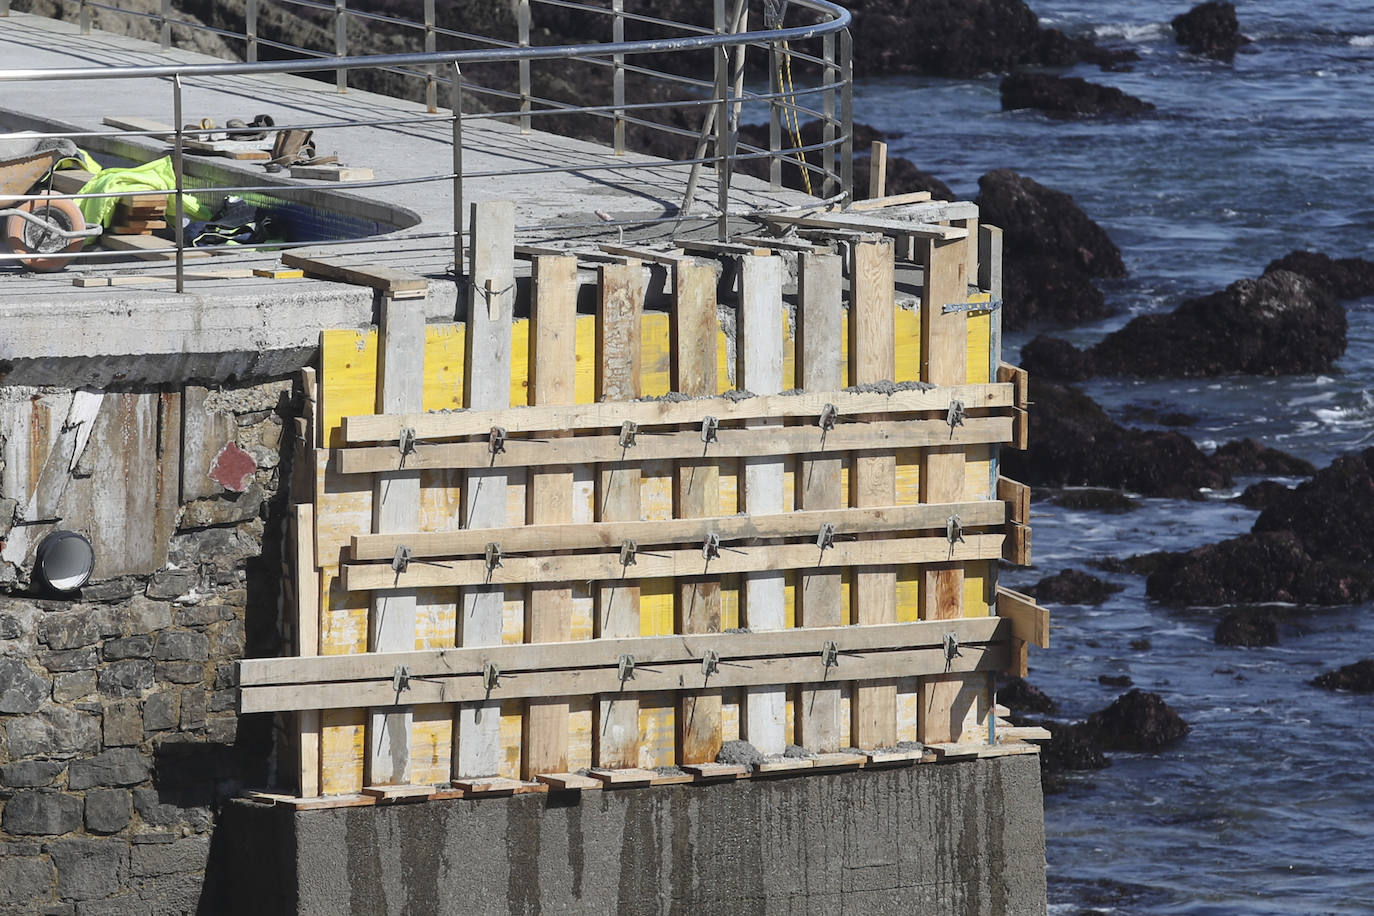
0,12,814,386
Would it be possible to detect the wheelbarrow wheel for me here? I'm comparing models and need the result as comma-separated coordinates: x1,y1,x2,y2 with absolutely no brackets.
3,192,87,272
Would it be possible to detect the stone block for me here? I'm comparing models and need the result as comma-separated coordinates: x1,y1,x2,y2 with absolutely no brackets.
212,664,238,690
0,658,49,714
2,760,66,788
142,692,179,733
38,611,100,651
118,598,172,637
154,662,204,685
152,632,208,662
179,691,206,730
52,671,97,703
0,614,21,640
0,841,44,855
47,838,127,902
101,636,152,661
205,716,238,745
132,789,211,830
172,604,235,628
144,570,197,601
84,788,132,835
98,660,155,698
78,578,138,604
206,619,246,659
129,836,210,877
129,832,175,845
42,905,76,916
75,898,150,916
102,700,143,747
1,790,82,836
68,748,152,790
207,690,236,713
38,648,99,673
6,707,100,758
180,484,264,530
0,853,56,903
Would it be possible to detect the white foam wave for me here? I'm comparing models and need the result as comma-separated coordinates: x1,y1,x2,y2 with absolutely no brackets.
1350,35,1374,47
1093,22,1170,43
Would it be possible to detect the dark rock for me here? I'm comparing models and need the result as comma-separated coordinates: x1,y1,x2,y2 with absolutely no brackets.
853,153,956,202
47,838,127,902
72,895,150,916
144,569,197,601
116,597,172,636
977,170,1126,329
5,706,100,758
0,613,21,639
206,619,245,658
51,671,96,703
101,636,153,661
84,788,132,835
98,660,155,698
39,647,99,673
714,739,763,767
1084,689,1189,750
1129,637,1152,651
1039,721,1109,773
0,854,56,903
1,760,66,788
1027,568,1124,605
1266,250,1374,301
1,790,83,836
1236,479,1292,509
1310,659,1374,693
172,604,236,628
1093,551,1180,577
1001,73,1154,118
68,748,152,789
102,700,143,747
213,664,239,690
142,692,179,733
1098,674,1133,688
1210,439,1316,478
132,789,211,831
1214,609,1279,647
129,836,210,877
179,690,207,730
206,716,238,744
155,662,206,685
0,658,48,714
1047,488,1139,513
152,631,209,662
1172,2,1249,61
1255,448,1374,568
78,577,138,604
179,483,265,530
997,676,1057,714
1020,334,1097,381
208,689,236,713
38,611,100,651
1119,404,1199,427
999,380,1230,498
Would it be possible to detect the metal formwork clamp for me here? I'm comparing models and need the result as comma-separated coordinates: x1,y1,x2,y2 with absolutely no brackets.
488,426,508,455
700,415,719,444
392,544,412,575
820,640,840,669
619,420,638,450
818,403,838,431
484,542,503,573
393,664,411,694
617,654,636,684
620,539,638,568
946,515,965,546
946,399,966,431
942,632,963,672
816,523,836,553
397,426,417,466
482,661,501,692
702,532,721,562
701,649,720,678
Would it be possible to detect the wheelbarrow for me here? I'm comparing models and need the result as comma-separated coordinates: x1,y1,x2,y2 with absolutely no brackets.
0,149,102,272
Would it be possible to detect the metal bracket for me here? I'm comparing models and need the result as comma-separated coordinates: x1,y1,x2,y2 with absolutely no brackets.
618,420,638,450
820,639,840,669
942,297,1003,315
942,632,963,672
818,403,838,431
482,661,501,692
397,426,417,466
617,654,636,684
391,544,412,575
702,532,721,562
619,539,637,568
393,664,411,694
700,649,720,678
946,515,965,546
488,426,508,455
700,415,719,444
484,542,503,573
946,399,966,431
816,523,836,553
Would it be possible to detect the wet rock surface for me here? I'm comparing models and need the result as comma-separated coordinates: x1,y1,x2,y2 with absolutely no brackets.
1047,488,1140,512
1213,609,1279,647
1210,438,1316,478
1001,73,1155,118
1235,479,1293,509
1172,2,1250,61
1022,269,1346,379
1265,250,1374,301
1027,569,1125,605
852,153,957,202
1084,689,1190,751
997,676,1058,714
1310,659,1374,693
976,170,1126,329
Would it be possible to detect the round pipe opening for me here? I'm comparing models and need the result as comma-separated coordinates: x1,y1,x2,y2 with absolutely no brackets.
35,530,95,594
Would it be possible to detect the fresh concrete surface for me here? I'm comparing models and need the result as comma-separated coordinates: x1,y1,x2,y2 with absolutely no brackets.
216,755,1049,916
0,12,814,386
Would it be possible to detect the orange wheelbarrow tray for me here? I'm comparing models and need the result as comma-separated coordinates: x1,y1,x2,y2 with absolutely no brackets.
0,149,103,272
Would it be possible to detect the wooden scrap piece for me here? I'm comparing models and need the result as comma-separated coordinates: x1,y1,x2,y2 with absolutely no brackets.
535,772,603,791
754,757,813,774
282,251,427,296
996,586,1048,648
809,752,866,772
294,504,321,798
997,475,1030,526
587,767,658,787
290,165,374,181
452,777,543,796
682,763,748,780
361,784,434,802
864,748,924,766
763,210,968,242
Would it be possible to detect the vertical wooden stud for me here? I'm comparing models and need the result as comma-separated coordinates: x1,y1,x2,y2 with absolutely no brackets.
522,255,578,778
293,503,321,797
455,200,514,779
593,261,646,769
738,255,786,755
794,251,844,752
868,140,887,200
673,257,724,766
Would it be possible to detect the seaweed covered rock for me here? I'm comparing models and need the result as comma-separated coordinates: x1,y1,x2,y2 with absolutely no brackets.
1084,689,1189,751
853,154,956,202
1235,479,1293,509
976,170,1126,328
1172,2,1249,61
999,380,1230,498
1254,448,1374,567
1266,250,1374,301
1210,439,1316,478
1027,568,1124,605
1040,722,1109,774
1145,530,1372,606
1214,609,1279,647
1048,488,1140,512
1021,333,1098,381
1001,73,1154,118
997,676,1058,714
1310,660,1374,693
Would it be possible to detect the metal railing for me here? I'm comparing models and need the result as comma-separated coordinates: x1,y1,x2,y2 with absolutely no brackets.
0,0,853,291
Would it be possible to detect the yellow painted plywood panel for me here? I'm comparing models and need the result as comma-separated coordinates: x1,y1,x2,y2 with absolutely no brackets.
320,708,365,795
500,700,523,780
637,693,676,769
423,323,467,412
415,587,457,649
503,586,525,645
966,308,991,384
640,578,674,637
897,566,921,623
569,698,593,772
411,704,452,785
963,561,993,618
320,567,367,655
320,328,377,449
894,306,922,383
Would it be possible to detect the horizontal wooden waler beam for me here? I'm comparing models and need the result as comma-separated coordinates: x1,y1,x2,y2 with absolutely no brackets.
238,617,1013,714
337,415,1013,475
350,500,1008,561
342,532,1005,591
342,383,1015,444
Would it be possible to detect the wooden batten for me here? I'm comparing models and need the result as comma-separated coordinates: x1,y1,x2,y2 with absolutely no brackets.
293,503,321,798
867,140,888,199
997,476,1030,526
1003,521,1032,566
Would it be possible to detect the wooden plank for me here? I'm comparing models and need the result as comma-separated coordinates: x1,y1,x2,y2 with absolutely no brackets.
254,268,306,279
350,500,1007,563
49,169,95,195
367,295,426,787
808,752,867,772
996,586,1048,648
865,748,923,766
342,383,1016,443
673,258,723,767
999,725,1052,743
593,260,647,770
682,763,748,780
795,251,845,753
739,255,787,756
361,784,434,801
290,165,375,181
850,236,898,750
597,244,685,265
523,255,579,779
849,191,934,212
281,251,428,295
867,140,888,199
535,772,602,790
242,617,1012,690
732,235,823,253
99,234,211,260
1009,407,1029,450
455,200,515,780
102,114,175,138
997,476,1030,526
1003,521,1032,566
451,777,541,796
109,219,168,233
755,758,812,774
293,504,321,798
918,236,976,748
280,794,377,811
763,211,968,241
587,767,657,786
337,415,1014,475
978,225,1004,300
676,239,771,258
997,362,1028,408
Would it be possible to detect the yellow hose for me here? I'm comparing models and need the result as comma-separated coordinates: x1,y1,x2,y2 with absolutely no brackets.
777,41,812,195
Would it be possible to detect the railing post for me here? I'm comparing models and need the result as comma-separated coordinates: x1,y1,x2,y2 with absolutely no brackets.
79,0,90,34
451,63,464,278
841,29,854,204
517,0,531,134
424,0,437,113
768,40,781,192
822,33,835,200
160,0,171,49
1,0,10,18
246,0,258,62
335,0,348,93
612,0,624,154
171,76,185,295
713,0,728,239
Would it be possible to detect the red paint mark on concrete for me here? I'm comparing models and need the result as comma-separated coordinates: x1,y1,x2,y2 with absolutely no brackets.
209,442,257,493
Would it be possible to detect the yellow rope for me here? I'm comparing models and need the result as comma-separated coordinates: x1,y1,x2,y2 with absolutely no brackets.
778,40,812,195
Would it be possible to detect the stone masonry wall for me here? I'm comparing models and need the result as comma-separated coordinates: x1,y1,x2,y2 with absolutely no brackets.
0,378,296,915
